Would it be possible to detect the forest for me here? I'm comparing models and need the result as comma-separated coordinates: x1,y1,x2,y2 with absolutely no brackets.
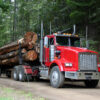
0,0,100,53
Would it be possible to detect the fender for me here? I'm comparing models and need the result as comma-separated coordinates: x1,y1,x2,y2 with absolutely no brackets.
50,59,64,71
23,65,39,76
23,65,33,74
98,63,100,72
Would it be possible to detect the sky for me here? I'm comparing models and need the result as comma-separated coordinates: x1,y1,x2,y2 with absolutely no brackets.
11,0,14,2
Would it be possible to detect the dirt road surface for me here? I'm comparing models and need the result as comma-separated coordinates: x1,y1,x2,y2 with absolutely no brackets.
0,76,100,100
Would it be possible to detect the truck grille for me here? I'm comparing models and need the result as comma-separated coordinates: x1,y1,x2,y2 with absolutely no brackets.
79,52,97,71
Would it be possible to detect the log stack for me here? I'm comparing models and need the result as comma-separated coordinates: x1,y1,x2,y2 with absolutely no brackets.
0,32,39,66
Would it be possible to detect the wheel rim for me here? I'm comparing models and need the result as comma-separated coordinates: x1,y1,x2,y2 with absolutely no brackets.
14,71,17,79
19,72,22,80
51,71,59,85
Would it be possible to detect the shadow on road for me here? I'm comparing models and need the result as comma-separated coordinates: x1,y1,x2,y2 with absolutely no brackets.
0,76,100,89
36,79,100,89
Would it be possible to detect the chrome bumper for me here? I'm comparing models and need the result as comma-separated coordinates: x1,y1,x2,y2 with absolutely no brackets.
65,71,100,80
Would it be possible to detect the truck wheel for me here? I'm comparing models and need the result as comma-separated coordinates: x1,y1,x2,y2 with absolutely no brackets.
18,68,26,82
84,80,99,88
13,67,19,81
50,66,65,88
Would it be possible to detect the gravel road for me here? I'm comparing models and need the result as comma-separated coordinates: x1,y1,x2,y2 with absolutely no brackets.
0,76,100,100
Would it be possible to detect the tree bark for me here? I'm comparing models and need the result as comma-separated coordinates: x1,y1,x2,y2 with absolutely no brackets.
0,32,38,55
0,50,38,65
0,32,38,66
0,49,26,60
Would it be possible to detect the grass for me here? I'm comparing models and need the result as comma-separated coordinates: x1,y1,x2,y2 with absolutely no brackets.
0,86,46,100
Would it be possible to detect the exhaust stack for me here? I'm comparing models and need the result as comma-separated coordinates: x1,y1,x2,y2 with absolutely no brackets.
73,24,76,35
40,21,44,64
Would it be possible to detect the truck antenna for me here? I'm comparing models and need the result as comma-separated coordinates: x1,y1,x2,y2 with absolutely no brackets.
50,21,52,35
86,25,89,48
72,24,76,35
58,28,71,33
40,20,44,64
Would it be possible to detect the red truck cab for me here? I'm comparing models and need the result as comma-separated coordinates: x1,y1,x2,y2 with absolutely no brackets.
40,33,100,88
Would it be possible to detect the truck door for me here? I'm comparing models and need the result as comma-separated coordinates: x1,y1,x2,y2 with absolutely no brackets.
44,37,54,66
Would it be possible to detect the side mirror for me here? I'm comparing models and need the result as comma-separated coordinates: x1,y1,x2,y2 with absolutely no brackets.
44,37,48,48
55,50,61,55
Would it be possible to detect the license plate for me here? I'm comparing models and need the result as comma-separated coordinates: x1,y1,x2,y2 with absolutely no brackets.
85,76,92,79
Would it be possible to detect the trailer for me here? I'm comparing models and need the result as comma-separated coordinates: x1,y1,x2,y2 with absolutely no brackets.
0,24,100,88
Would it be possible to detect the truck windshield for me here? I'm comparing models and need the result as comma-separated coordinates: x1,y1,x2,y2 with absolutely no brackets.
56,36,80,47
70,37,80,47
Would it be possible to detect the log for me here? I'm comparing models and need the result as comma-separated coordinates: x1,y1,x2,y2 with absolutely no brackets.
23,50,38,61
0,32,38,55
0,32,38,66
0,39,25,55
24,32,38,49
0,50,38,65
0,49,27,60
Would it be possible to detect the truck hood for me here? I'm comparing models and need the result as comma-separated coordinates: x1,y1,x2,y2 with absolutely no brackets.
56,46,97,54
56,46,98,71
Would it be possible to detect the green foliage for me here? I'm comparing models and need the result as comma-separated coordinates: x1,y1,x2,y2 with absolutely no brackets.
88,40,98,52
0,0,99,52
69,11,86,23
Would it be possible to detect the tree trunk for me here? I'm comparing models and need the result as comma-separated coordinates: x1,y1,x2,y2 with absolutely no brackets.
0,32,38,55
0,32,38,66
0,50,37,65
0,48,26,60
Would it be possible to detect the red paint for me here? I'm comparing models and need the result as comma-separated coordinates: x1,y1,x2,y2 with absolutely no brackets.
23,66,32,74
23,65,39,76
43,35,99,73
32,70,39,76
44,35,56,66
98,63,100,72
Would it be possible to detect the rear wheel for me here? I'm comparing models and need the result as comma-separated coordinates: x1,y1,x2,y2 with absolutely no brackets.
18,67,26,82
50,66,65,88
13,67,19,81
84,80,99,88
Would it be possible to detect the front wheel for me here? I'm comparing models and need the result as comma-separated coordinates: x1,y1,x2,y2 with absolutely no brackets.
50,66,65,88
84,80,99,88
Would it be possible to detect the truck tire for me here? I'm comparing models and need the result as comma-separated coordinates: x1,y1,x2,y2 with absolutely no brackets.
18,67,26,82
13,67,19,81
84,80,99,88
50,66,65,88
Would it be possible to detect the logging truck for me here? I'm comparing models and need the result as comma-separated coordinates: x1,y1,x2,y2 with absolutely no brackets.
0,25,100,88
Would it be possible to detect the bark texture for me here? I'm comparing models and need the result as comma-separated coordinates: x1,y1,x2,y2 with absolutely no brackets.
0,32,39,66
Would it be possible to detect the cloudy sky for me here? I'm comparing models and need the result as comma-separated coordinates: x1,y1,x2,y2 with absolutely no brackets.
11,0,14,2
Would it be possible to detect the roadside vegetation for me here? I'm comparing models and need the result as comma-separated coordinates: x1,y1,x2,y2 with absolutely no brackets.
0,85,46,100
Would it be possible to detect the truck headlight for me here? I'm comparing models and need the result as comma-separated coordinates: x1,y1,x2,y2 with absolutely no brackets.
98,64,100,67
65,63,73,67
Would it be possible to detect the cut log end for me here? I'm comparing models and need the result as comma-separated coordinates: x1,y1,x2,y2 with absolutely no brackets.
0,32,39,66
